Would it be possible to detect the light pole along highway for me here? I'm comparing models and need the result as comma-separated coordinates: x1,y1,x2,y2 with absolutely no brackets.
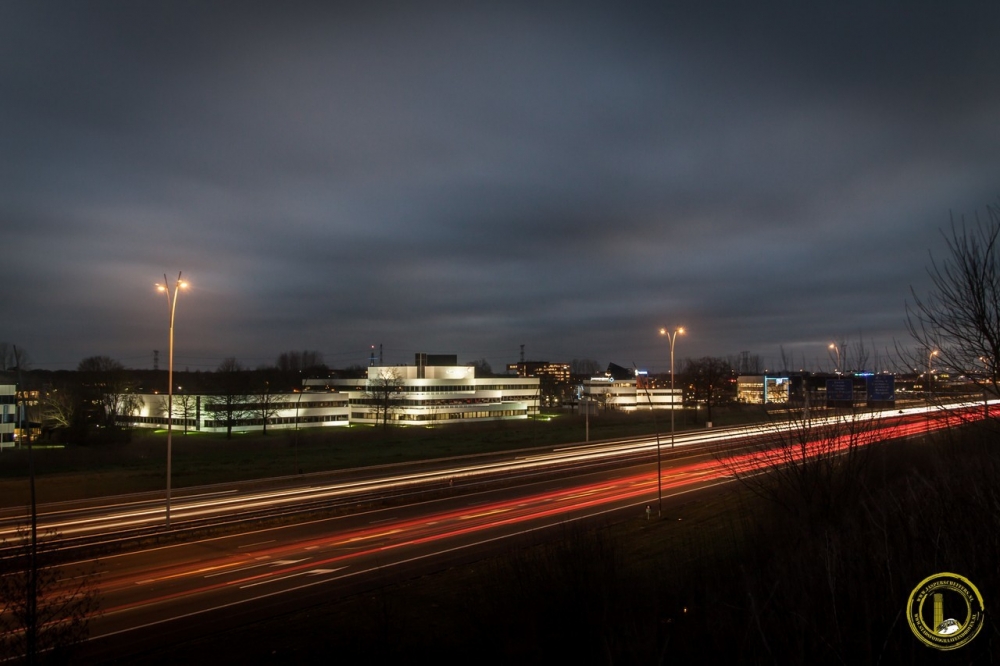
156,272,187,528
926,348,939,409
658,326,684,516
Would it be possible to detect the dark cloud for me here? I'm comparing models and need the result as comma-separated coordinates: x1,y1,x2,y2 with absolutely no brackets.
2,2,999,371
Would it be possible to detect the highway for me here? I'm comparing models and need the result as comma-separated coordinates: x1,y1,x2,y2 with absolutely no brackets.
2,400,989,545
0,426,742,543
2,399,995,660
76,449,732,660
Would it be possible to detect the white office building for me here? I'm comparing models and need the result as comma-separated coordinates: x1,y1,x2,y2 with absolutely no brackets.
581,376,683,412
306,357,540,426
124,390,351,434
124,355,541,433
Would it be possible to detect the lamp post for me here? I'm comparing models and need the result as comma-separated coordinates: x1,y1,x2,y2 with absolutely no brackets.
829,342,841,374
927,349,938,406
658,326,685,517
156,272,187,528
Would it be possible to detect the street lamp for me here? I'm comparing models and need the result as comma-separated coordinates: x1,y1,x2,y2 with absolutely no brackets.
829,342,841,374
927,349,938,405
156,272,187,528
658,326,685,517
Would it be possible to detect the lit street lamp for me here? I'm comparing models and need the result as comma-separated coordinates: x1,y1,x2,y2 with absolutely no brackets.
156,272,187,528
829,342,841,374
658,326,685,517
927,349,938,405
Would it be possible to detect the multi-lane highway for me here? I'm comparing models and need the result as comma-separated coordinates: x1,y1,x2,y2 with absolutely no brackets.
3,399,995,660
4,400,987,545
0,423,743,543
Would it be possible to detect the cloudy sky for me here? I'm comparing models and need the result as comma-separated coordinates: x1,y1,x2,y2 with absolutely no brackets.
3,2,999,373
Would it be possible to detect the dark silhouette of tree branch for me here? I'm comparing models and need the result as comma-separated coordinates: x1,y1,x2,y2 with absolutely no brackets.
906,204,1000,395
0,527,100,663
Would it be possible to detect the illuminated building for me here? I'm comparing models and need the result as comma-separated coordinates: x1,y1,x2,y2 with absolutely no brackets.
0,385,39,445
124,391,351,433
124,354,540,433
312,355,540,425
507,361,570,383
581,371,682,412
507,360,571,406
736,375,790,404
0,385,14,448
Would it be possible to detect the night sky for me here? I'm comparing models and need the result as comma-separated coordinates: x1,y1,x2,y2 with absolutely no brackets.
4,2,1000,373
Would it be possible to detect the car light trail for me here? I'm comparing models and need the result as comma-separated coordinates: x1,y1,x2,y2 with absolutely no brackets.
8,399,993,543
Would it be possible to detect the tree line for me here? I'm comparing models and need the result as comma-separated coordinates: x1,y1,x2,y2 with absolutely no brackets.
1,350,339,444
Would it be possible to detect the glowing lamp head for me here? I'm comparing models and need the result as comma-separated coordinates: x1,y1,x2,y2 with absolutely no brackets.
678,327,685,336
156,284,166,292
178,280,189,289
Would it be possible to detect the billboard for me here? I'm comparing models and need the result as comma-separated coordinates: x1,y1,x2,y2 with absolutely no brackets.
867,375,895,402
826,378,854,403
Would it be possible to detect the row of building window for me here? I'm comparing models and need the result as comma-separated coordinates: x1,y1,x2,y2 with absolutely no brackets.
349,397,525,407
124,414,349,428
351,409,527,421
126,416,199,427
203,414,349,428
253,400,347,410
335,384,539,393
202,400,345,413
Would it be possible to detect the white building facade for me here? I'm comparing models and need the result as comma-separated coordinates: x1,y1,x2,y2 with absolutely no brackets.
124,391,351,434
306,362,540,426
124,358,541,434
581,376,683,411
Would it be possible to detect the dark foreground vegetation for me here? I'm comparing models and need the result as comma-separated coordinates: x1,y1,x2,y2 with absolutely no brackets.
130,420,1000,665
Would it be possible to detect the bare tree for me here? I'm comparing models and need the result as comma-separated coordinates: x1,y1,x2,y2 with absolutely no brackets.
906,204,1000,394
599,386,615,413
177,393,197,434
570,359,602,375
205,357,251,439
275,350,325,373
365,367,401,429
827,338,848,373
469,358,493,377
0,528,99,662
680,357,734,424
0,344,30,372
729,351,763,376
40,384,76,432
156,392,198,435
851,335,871,374
717,406,887,528
249,373,281,435
76,355,143,441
